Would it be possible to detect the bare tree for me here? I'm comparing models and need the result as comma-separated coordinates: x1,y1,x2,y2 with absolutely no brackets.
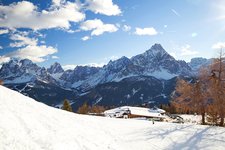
173,77,208,124
208,49,225,126
173,49,225,126
0,80,3,85
62,99,73,112
77,102,89,114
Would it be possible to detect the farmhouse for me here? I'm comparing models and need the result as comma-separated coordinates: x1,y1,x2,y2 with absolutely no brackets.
104,106,166,119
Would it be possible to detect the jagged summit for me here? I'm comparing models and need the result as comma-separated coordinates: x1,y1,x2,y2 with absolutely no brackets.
146,43,167,56
0,43,211,110
189,57,212,73
0,59,54,84
20,59,34,66
106,56,131,70
0,43,203,88
47,62,64,74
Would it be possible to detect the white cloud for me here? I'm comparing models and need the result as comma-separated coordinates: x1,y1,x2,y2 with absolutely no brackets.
0,1,85,30
180,44,198,56
5,45,57,63
164,25,168,28
212,42,225,49
171,9,181,17
62,62,105,70
191,32,198,37
81,36,90,41
62,64,77,70
80,19,103,31
123,25,131,32
52,0,65,6
9,34,38,48
115,23,121,28
52,55,59,59
65,29,80,34
91,24,117,36
40,41,46,44
0,29,9,35
3,31,58,62
86,0,121,16
0,46,2,49
104,55,119,61
80,19,118,36
169,52,177,59
134,27,158,36
0,56,10,64
84,63,105,67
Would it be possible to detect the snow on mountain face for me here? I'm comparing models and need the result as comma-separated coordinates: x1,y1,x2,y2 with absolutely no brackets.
72,75,179,110
59,66,101,88
1,85,225,150
47,62,64,74
131,44,192,78
0,44,206,91
0,59,54,84
189,57,212,73
64,44,193,89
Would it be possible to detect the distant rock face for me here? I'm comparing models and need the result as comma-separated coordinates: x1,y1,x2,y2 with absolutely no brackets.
0,59,49,84
189,57,212,73
0,43,212,109
131,44,192,78
0,44,197,89
59,66,101,88
47,62,64,74
57,44,193,89
71,76,180,110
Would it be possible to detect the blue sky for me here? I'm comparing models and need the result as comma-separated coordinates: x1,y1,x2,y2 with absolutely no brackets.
0,0,225,69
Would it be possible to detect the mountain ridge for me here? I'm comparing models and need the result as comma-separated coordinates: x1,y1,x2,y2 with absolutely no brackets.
0,43,212,109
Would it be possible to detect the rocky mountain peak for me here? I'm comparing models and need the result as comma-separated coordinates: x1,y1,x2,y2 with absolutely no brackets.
145,43,168,57
104,56,133,74
189,57,212,73
20,59,34,66
107,56,130,67
47,62,64,74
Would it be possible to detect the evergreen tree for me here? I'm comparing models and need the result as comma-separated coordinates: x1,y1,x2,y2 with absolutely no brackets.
62,99,73,112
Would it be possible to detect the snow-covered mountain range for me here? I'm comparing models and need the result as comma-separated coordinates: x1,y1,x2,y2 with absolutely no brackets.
0,44,212,109
59,44,195,89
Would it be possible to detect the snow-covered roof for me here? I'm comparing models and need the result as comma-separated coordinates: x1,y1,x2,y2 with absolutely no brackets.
104,106,165,118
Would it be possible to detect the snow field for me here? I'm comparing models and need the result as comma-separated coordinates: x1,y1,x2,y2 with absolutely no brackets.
0,85,225,150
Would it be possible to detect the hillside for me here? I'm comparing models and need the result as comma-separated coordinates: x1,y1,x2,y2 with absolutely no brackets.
0,85,225,150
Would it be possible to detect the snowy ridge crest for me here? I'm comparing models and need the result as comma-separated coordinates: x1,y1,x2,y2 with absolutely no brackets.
0,44,206,89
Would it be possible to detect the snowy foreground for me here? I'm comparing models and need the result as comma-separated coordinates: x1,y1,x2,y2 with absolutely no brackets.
0,86,225,150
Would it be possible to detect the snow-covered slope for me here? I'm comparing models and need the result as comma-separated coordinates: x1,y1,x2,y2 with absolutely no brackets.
1,85,225,150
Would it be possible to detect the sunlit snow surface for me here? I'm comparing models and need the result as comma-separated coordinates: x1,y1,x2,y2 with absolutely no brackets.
0,85,225,150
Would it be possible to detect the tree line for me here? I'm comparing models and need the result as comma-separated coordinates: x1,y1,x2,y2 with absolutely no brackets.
171,50,225,126
62,99,106,115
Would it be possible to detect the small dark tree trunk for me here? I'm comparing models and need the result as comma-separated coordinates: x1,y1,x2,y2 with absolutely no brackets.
201,113,205,125
219,115,224,127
